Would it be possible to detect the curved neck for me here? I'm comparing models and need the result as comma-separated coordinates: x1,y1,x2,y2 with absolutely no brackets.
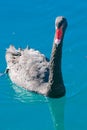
47,33,66,98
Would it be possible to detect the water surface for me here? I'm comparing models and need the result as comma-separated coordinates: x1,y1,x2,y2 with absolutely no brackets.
0,0,87,130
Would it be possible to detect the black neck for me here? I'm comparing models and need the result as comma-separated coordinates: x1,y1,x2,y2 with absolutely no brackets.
47,36,65,98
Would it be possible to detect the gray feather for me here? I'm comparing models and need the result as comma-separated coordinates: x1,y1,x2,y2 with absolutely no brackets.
6,45,50,95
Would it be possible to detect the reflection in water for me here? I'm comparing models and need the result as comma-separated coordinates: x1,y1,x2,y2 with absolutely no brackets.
11,83,87,130
48,86,87,130
65,86,87,130
11,83,65,130
12,84,48,103
48,97,65,130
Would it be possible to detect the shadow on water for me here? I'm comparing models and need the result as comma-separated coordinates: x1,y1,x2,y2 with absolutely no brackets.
48,97,65,130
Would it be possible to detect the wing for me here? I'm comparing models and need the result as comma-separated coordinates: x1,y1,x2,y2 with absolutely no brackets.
6,45,49,93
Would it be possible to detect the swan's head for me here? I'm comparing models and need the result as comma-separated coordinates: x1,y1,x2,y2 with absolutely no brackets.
55,16,67,30
54,16,68,45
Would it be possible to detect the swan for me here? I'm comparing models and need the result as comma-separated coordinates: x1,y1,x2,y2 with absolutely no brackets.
5,16,67,98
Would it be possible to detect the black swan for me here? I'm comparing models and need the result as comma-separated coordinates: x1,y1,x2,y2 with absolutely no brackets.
5,16,67,98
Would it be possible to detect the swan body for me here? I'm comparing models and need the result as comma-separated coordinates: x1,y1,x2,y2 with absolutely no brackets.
5,16,67,98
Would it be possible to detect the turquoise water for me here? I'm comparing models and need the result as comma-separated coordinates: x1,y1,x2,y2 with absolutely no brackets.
0,0,87,130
